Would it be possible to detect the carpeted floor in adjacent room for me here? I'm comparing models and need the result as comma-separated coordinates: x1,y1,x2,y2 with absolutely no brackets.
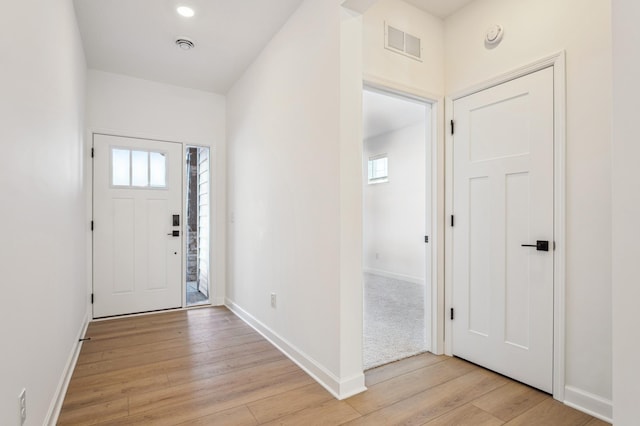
363,273,427,370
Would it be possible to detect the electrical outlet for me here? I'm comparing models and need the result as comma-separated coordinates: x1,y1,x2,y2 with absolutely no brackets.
270,293,277,308
18,388,26,425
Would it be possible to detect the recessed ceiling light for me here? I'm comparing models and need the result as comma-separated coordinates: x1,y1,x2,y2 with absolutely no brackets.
176,6,195,17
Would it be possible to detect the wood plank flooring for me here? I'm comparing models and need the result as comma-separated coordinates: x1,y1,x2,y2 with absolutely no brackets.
59,307,608,425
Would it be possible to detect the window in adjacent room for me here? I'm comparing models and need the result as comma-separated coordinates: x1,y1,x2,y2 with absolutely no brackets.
368,154,388,184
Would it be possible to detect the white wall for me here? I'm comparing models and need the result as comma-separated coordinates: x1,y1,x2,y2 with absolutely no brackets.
444,0,612,418
612,1,640,424
87,70,226,147
363,0,444,96
86,70,227,305
226,0,365,397
0,0,87,424
362,0,446,353
363,0,445,354
363,123,427,282
339,5,366,386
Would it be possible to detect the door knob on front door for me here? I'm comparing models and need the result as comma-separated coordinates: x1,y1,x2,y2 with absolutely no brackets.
521,240,549,251
167,230,180,237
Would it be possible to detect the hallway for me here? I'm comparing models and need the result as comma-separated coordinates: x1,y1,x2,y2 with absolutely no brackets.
59,307,606,425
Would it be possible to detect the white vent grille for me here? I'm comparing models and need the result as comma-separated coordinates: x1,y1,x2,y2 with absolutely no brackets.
387,26,405,51
405,33,421,58
384,23,422,61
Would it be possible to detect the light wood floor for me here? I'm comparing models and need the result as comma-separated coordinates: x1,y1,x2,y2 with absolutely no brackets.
59,307,608,425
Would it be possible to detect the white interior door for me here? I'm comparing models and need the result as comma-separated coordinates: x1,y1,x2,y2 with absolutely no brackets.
93,134,183,318
451,67,554,393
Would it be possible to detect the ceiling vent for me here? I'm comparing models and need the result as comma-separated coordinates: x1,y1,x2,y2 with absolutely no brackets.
384,23,422,61
175,38,195,50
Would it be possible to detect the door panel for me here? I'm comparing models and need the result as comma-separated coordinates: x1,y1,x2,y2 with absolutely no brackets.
452,67,554,393
93,134,183,318
468,176,490,336
147,198,169,290
505,172,531,349
112,198,135,294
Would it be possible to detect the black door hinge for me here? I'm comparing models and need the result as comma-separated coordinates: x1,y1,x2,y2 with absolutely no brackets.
450,120,455,135
424,236,429,243
91,148,94,158
450,308,455,320
451,215,455,227
91,221,94,231
91,293,94,304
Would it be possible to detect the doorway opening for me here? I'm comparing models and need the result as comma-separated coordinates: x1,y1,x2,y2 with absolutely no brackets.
185,146,211,306
362,87,432,369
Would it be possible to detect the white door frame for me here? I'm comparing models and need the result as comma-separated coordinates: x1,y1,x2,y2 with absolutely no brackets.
88,130,216,319
363,73,446,355
92,133,184,317
444,52,567,400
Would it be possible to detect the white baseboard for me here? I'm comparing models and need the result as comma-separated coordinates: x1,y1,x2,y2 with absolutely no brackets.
45,311,90,425
564,386,612,423
364,268,425,285
225,299,366,400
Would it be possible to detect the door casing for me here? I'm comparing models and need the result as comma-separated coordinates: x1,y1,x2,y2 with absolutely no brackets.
444,52,567,400
89,131,215,319
92,133,183,317
364,73,445,355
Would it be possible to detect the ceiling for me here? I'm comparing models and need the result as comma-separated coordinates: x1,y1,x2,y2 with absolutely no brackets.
404,0,476,18
73,0,304,93
363,89,426,140
73,0,475,94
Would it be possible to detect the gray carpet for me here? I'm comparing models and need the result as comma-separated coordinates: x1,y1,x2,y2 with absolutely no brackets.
363,273,427,370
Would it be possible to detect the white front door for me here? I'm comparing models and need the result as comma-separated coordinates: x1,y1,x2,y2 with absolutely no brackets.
451,67,554,393
93,134,183,318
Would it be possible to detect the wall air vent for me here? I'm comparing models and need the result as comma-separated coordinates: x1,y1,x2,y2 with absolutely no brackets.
384,22,422,62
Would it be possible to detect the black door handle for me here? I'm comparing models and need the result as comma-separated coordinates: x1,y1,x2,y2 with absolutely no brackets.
521,240,549,251
167,230,180,237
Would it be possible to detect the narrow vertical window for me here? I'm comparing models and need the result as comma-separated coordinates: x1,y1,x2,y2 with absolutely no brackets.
149,152,167,187
112,149,130,186
186,146,210,306
131,151,149,187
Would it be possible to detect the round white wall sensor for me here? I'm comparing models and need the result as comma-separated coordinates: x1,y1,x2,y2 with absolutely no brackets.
485,24,504,45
